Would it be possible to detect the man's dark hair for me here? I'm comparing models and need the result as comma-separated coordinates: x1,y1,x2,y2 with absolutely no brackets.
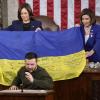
25,52,37,60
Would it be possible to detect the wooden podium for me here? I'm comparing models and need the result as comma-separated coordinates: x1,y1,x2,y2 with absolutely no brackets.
54,68,100,100
0,90,54,100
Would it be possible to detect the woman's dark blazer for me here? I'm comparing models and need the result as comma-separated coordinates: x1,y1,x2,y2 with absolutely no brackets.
4,20,42,31
80,24,100,62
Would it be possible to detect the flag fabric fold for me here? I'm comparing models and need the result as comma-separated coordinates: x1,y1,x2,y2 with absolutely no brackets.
0,27,86,86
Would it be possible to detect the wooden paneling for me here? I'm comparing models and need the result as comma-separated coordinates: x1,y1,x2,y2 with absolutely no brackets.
54,68,100,100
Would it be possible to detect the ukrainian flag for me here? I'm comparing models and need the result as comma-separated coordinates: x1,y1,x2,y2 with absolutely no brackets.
0,27,86,86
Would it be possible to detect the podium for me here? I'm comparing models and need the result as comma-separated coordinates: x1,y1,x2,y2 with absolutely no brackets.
0,90,54,100
54,68,100,100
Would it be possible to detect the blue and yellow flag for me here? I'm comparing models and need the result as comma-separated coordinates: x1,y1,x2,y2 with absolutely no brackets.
0,27,86,86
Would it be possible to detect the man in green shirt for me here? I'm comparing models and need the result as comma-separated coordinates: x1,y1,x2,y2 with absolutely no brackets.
9,52,53,90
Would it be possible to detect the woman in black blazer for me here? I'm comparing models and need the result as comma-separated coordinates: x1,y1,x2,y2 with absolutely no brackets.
4,3,43,31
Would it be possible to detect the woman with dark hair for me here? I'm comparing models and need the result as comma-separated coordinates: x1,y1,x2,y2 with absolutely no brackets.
80,8,100,100
80,8,100,63
4,3,42,31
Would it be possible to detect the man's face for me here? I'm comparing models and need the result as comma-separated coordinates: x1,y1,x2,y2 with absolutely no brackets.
25,58,37,72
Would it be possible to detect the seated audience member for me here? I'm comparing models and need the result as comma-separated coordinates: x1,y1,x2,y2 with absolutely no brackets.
9,52,53,90
80,8,100,64
4,3,42,31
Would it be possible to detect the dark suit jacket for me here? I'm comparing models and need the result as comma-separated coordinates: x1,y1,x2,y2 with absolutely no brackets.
12,66,53,90
80,24,100,62
4,20,42,31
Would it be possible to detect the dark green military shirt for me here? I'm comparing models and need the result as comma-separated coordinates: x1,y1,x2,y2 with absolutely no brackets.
12,66,53,90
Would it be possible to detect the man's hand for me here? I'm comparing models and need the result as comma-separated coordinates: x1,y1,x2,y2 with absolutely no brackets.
25,72,34,83
9,85,18,90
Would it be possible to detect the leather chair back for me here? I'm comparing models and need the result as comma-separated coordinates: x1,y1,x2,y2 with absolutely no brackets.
34,16,59,31
96,16,100,24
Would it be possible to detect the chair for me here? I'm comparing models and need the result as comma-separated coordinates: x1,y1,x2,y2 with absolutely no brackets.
33,15,59,31
96,16,100,24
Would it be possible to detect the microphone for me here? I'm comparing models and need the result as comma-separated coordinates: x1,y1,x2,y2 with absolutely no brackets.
20,83,23,92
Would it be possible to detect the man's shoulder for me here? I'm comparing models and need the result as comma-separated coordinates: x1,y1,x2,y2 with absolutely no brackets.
36,66,51,77
36,66,46,72
18,66,25,72
37,66,44,70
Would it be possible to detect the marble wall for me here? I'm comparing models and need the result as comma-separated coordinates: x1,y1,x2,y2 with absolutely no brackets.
0,0,18,28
